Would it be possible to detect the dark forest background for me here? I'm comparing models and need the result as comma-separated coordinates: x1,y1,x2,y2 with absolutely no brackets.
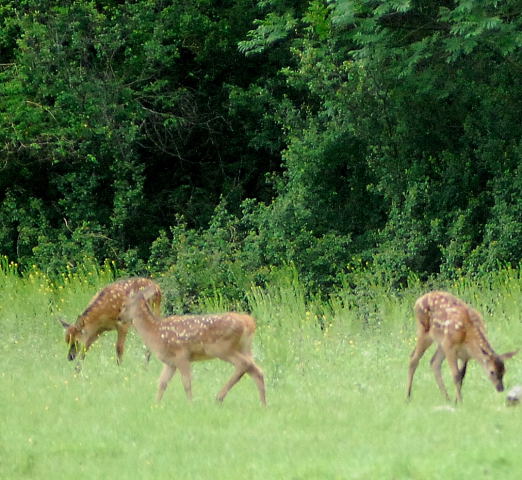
1,0,521,309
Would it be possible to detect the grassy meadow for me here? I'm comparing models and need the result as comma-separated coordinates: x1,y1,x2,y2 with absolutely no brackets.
2,260,522,479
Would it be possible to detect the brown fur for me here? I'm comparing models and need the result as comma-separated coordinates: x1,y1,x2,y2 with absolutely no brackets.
120,288,266,405
61,277,162,365
407,291,517,402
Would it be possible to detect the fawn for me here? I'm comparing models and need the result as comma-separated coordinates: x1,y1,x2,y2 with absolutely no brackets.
407,290,517,402
120,287,266,405
61,277,162,365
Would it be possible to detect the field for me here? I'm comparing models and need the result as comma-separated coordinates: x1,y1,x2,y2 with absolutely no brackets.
2,262,522,479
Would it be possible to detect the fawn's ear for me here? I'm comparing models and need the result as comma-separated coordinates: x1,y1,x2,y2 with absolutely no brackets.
500,350,519,361
140,286,158,302
59,318,71,329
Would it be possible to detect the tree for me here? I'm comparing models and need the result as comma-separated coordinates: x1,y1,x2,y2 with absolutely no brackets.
237,0,522,284
0,0,281,272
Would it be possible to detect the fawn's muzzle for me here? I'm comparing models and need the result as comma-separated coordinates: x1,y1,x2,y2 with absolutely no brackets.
67,344,78,361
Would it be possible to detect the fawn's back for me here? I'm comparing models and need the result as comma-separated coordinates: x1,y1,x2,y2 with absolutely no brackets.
80,278,161,326
414,291,483,346
144,312,255,362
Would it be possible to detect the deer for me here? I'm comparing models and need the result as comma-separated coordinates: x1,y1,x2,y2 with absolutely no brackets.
407,290,517,403
119,287,266,406
60,277,162,366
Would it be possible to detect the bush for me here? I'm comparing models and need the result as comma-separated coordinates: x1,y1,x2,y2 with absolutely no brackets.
149,206,252,313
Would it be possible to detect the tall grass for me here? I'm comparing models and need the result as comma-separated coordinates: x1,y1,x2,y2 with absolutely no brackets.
2,261,522,479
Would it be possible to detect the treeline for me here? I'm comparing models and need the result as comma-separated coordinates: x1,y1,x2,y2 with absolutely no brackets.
1,1,521,308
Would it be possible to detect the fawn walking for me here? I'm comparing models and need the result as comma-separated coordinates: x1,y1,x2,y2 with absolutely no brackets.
120,287,266,405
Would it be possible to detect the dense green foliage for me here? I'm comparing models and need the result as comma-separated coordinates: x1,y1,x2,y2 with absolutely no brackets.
1,0,522,303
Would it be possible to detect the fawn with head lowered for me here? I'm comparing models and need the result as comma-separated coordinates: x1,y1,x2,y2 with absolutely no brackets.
120,287,266,405
60,277,162,365
407,290,517,403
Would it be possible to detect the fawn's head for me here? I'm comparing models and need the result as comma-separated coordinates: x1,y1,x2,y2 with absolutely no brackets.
482,351,518,392
60,320,81,361
120,286,156,324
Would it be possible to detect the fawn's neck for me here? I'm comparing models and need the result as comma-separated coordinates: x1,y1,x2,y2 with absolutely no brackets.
132,302,162,346
467,321,496,361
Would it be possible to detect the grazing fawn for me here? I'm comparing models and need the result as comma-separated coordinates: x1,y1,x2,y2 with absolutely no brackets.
407,291,517,402
120,287,266,405
60,277,162,365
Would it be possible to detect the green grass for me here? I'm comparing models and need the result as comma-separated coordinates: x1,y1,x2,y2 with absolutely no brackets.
2,262,522,479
